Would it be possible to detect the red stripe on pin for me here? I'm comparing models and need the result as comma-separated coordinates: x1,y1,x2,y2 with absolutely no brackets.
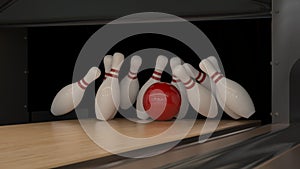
106,73,118,78
198,73,206,84
151,76,160,81
128,71,137,79
81,79,89,86
172,75,180,83
153,71,162,76
172,79,180,83
214,74,224,84
77,81,86,90
111,69,119,73
183,79,192,86
196,72,201,81
211,72,219,80
186,81,195,89
129,71,136,75
128,74,137,79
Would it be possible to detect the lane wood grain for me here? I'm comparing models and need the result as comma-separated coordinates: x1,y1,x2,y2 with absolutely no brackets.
0,118,259,169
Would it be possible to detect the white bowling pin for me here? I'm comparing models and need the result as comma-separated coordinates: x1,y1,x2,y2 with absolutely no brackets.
136,55,168,120
173,65,218,118
206,56,242,119
95,53,124,120
103,55,113,80
170,57,189,119
120,55,142,109
199,58,255,118
51,67,101,116
183,63,241,119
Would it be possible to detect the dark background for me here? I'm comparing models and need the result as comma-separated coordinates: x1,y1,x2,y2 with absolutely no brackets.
27,18,271,124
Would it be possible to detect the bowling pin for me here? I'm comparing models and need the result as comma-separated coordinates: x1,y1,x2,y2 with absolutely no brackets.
173,65,218,118
170,57,189,119
95,53,124,120
51,67,101,116
103,55,113,80
199,57,255,118
136,55,168,120
183,63,241,119
120,55,142,109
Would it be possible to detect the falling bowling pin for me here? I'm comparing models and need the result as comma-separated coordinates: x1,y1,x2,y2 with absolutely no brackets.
183,63,241,119
199,58,255,118
170,57,189,119
120,55,142,109
95,53,124,120
51,67,101,116
173,65,218,118
136,55,168,120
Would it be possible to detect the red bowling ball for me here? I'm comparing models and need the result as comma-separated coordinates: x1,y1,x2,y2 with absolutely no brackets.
143,82,181,120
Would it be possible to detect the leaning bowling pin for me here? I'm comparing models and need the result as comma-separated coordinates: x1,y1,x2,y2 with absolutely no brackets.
170,57,189,119
95,53,124,121
51,67,101,116
173,65,218,118
206,56,241,119
183,63,241,119
103,55,113,80
120,55,142,109
199,58,255,118
136,55,168,120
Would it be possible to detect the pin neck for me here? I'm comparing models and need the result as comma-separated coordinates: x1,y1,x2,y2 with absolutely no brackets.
104,72,110,79
105,68,119,79
211,72,224,84
77,78,89,90
110,68,119,73
105,73,118,78
183,78,195,89
196,71,207,84
151,70,162,81
104,68,111,74
172,75,180,83
128,71,137,79
129,67,139,74
153,71,162,75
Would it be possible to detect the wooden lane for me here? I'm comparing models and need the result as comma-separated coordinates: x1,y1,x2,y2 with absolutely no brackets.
0,118,260,169
0,120,106,169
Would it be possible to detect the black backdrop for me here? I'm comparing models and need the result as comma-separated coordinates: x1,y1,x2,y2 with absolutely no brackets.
28,18,271,124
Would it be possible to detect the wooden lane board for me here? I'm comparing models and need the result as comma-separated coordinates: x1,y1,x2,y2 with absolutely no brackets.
0,118,260,169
